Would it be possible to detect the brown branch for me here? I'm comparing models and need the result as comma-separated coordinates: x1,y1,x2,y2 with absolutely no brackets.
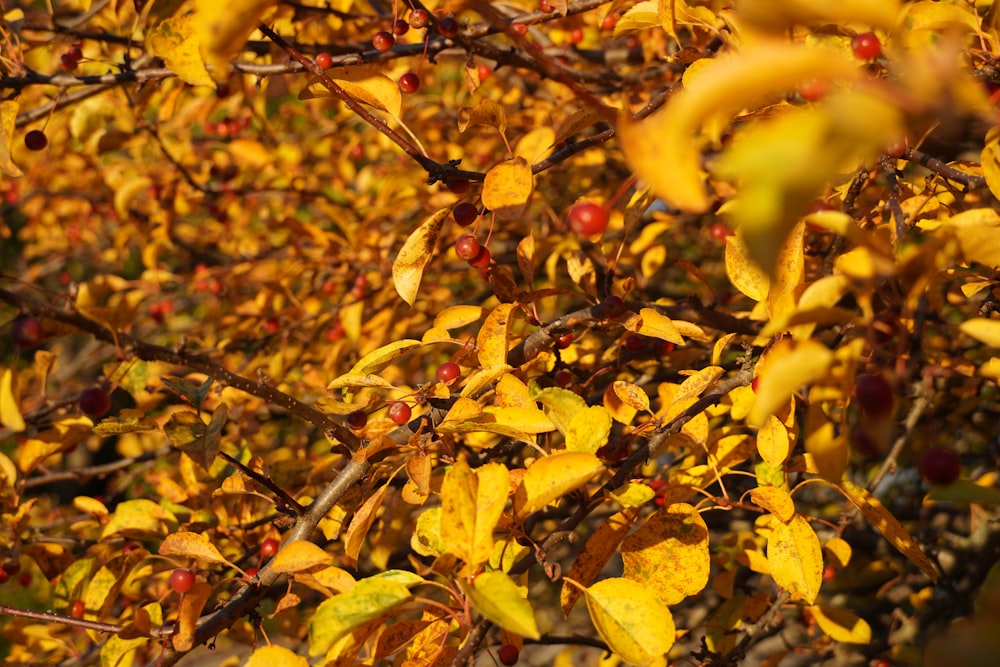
23,446,173,489
0,604,122,634
906,148,988,191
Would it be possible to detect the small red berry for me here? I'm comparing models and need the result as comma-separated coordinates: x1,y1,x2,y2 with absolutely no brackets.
567,201,609,236
751,375,761,393
601,14,618,31
372,31,396,52
260,538,279,558
453,202,479,226
70,600,85,618
623,334,645,351
3,562,20,576
569,28,584,45
410,9,429,29
346,410,368,430
436,362,461,384
437,16,460,38
918,447,961,486
477,63,492,81
387,401,412,425
169,568,195,594
539,0,553,12
17,572,31,587
797,78,828,102
600,295,626,319
851,32,881,60
455,235,481,261
392,19,410,36
656,340,675,355
468,246,491,270
315,52,333,69
823,565,837,581
11,315,43,348
596,437,629,463
24,130,48,151
512,22,528,36
709,221,733,242
554,368,573,387
446,178,471,194
554,332,574,349
60,53,79,70
398,72,420,93
80,387,111,418
66,44,83,61
498,644,520,665
885,139,907,159
854,373,894,417
245,567,260,578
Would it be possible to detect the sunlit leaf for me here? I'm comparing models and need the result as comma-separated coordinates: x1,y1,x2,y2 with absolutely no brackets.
809,605,872,644
0,368,24,433
756,415,791,467
750,485,795,523
245,645,309,667
0,100,23,177
440,459,509,573
463,571,540,639
611,381,651,413
458,99,507,135
92,408,160,435
101,499,176,540
621,503,710,606
960,318,1000,347
348,339,423,375
481,157,533,220
309,577,413,656
300,66,403,117
565,405,612,453
147,13,214,87
513,451,604,519
195,0,278,82
173,581,213,651
159,531,238,569
621,308,684,345
767,514,822,604
584,577,675,665
392,209,449,305
749,339,832,428
478,303,516,369
561,506,642,615
270,541,332,573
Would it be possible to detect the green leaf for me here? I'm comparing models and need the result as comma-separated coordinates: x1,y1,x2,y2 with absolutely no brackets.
308,577,412,656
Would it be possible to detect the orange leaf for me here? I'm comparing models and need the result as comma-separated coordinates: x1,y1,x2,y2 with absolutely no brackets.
159,531,238,570
172,581,213,651
270,541,332,573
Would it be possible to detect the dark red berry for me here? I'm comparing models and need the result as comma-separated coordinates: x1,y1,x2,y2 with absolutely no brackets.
596,437,629,463
438,16,460,38
0,569,8,584
66,44,83,61
372,31,395,51
11,315,43,348
245,567,260,578
601,295,626,318
60,53,79,70
2,562,20,576
79,387,111,418
387,401,412,425
751,375,761,393
854,373,893,417
260,538,279,558
554,332,574,349
455,235,481,261
392,19,409,36
24,130,48,151
468,246,491,270
569,28,584,45
918,447,960,486
346,410,368,430
567,201,609,236
169,568,195,594
446,178,470,194
710,221,732,242
477,63,492,80
851,32,881,60
498,644,520,665
409,9,429,29
453,202,479,226
70,600,85,618
436,362,461,384
315,52,333,69
554,368,573,387
512,22,528,36
885,139,907,159
398,72,420,93
17,572,31,587
623,334,645,351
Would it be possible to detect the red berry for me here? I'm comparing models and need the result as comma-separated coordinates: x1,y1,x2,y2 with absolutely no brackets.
539,0,553,12
823,565,836,581
751,375,761,393
477,63,492,81
656,340,675,355
11,315,43,348
455,235,481,261
569,28,584,45
596,437,629,463
567,201,609,236
436,362,461,384
315,52,333,69
372,31,395,51
554,368,573,387
437,16,460,38
850,425,882,458
710,221,732,242
66,43,83,61
24,130,48,151
17,572,31,587
600,295,626,318
918,447,961,486
260,538,279,558
398,72,420,93
468,246,491,270
169,568,195,594
854,373,893,417
387,401,412,425
446,178,470,194
3,562,20,576
60,53,79,70
70,600,85,618
122,543,140,555
871,660,891,667
0,569,8,584
623,334,645,351
498,644,520,665
601,14,618,31
453,202,478,226
797,78,828,102
80,387,111,418
392,19,410,36
885,139,907,159
346,410,368,430
245,567,260,578
554,332,574,349
851,32,881,60
409,9,429,29
512,22,528,36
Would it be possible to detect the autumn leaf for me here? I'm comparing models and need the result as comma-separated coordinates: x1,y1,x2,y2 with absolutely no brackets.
513,452,604,519
767,514,823,604
583,577,676,665
392,209,449,305
482,157,533,220
462,571,540,639
621,503,710,606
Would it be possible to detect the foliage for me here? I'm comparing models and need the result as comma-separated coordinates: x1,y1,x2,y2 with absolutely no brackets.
2,0,1000,666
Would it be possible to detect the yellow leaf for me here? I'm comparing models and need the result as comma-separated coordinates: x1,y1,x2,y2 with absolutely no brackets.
615,0,657,37
483,407,556,434
440,459,509,573
0,100,23,177
159,531,238,570
736,0,899,33
457,99,507,135
481,157,533,220
270,541,332,573
147,13,213,87
621,503,710,606
536,387,589,435
824,536,852,568
343,485,387,566
622,307,684,345
725,233,769,302
495,373,533,408
433,305,484,330
514,451,603,520
477,303,516,369
309,576,413,656
749,339,832,428
299,66,402,117
195,0,277,83
980,129,1000,203
327,373,395,390
173,581,213,651
584,577,675,665
514,127,555,163
347,339,422,376
612,381,651,413
756,415,791,467
0,368,24,433
960,318,1000,347
768,222,805,323
805,407,849,482
619,44,860,213
463,571,540,639
440,396,483,425
565,406,612,453
837,480,938,582
945,208,1000,268
809,605,872,644
604,382,638,424
750,486,795,523
561,506,642,615
392,209,449,305
767,514,822,604
101,499,176,540
245,645,309,667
